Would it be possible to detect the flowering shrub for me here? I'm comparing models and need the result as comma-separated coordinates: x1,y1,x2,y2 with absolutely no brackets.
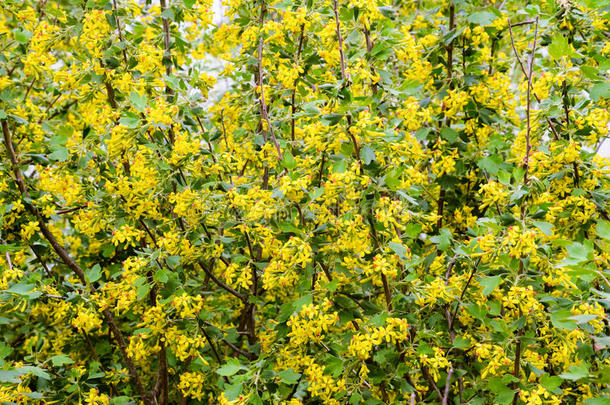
1,0,609,404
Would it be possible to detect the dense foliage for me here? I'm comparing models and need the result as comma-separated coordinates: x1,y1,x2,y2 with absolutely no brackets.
1,0,610,403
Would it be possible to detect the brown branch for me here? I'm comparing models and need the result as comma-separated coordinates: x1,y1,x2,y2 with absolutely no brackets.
317,151,326,186
507,18,576,188
199,326,224,365
159,0,176,145
152,344,168,405
291,23,306,143
200,321,257,360
421,364,443,399
381,273,392,310
43,98,78,122
23,78,36,102
55,205,86,215
437,3,455,232
511,309,524,405
523,17,539,185
257,2,282,160
159,0,172,77
449,257,481,332
367,214,392,310
29,245,55,281
197,260,246,302
111,0,128,66
104,77,118,109
437,188,446,230
221,337,256,360
1,119,151,405
318,261,333,282
442,367,453,405
363,25,378,94
219,109,230,149
446,3,455,90
332,0,348,81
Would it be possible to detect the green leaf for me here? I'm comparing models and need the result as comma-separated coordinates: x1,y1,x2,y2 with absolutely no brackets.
110,397,132,405
388,241,408,260
360,145,376,165
350,393,363,404
593,336,610,350
49,147,69,161
488,378,515,405
278,368,301,384
0,343,12,359
154,268,170,283
590,83,610,101
0,244,25,252
597,220,610,239
129,92,147,112
277,222,301,234
160,7,174,20
309,187,325,202
321,113,343,126
224,382,242,401
249,394,263,405
293,294,312,312
19,366,51,381
119,116,139,129
322,279,338,292
569,314,598,324
384,167,402,189
549,35,570,60
50,354,74,367
453,336,471,349
323,355,343,377
467,11,497,26
414,127,430,141
0,370,22,383
479,275,502,296
562,241,594,266
86,264,102,283
559,364,589,380
184,0,197,9
163,75,180,90
332,159,347,173
14,29,32,44
136,283,150,300
540,374,562,392
477,155,505,175
216,362,242,377
6,282,41,299
165,255,181,269
550,310,577,331
438,228,452,250
441,127,458,143
282,152,297,170
370,313,388,327
533,221,553,236
404,223,422,238
584,398,610,405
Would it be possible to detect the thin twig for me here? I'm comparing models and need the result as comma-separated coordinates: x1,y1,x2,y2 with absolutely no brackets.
257,1,282,159
23,78,36,102
291,23,306,143
523,17,539,184
197,261,246,302
442,367,454,405
449,257,482,332
111,0,129,66
332,0,348,81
